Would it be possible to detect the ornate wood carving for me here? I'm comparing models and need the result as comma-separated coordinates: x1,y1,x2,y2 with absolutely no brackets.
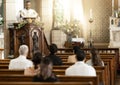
9,23,49,58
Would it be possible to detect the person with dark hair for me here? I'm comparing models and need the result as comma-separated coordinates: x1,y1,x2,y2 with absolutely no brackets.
33,57,58,82
24,52,42,76
67,46,80,63
86,47,104,66
48,44,62,65
65,50,96,76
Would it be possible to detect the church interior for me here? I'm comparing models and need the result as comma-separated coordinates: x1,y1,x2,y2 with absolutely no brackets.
0,0,120,85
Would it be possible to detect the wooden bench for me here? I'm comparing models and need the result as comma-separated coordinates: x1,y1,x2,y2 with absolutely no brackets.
59,54,116,85
0,75,99,85
0,82,93,85
0,53,116,85
0,56,114,85
0,66,106,85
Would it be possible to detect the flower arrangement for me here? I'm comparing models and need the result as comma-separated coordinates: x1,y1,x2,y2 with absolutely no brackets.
17,19,44,29
17,20,27,29
60,20,81,38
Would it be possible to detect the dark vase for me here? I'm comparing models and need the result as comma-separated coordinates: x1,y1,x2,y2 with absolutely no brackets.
67,34,72,43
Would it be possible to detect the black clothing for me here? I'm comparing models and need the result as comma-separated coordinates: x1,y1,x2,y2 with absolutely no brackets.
48,54,63,65
33,73,59,82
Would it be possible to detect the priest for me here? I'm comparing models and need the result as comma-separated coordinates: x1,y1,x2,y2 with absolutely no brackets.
17,1,40,22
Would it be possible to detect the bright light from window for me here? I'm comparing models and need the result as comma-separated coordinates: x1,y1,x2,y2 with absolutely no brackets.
73,0,84,23
62,0,71,22
60,0,84,24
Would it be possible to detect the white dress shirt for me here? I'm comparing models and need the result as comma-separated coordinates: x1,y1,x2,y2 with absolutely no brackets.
86,59,104,66
65,61,96,76
9,55,33,70
20,9,38,18
17,8,40,22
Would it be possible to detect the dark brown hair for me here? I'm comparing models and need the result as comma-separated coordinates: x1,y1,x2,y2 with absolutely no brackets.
32,52,42,69
90,47,103,66
39,57,53,79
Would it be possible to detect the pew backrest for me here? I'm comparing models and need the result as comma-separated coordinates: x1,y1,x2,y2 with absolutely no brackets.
0,82,93,85
0,75,99,85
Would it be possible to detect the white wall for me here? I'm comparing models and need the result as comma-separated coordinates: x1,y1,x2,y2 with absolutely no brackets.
6,0,23,24
4,0,24,58
41,0,53,44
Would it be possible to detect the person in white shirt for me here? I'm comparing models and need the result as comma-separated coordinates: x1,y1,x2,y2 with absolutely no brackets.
17,1,40,22
9,45,33,70
65,50,96,76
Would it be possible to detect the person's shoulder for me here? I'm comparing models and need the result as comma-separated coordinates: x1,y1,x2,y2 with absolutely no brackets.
86,59,92,64
65,65,75,75
26,59,33,63
10,57,18,62
86,63,95,70
66,64,75,71
19,9,26,12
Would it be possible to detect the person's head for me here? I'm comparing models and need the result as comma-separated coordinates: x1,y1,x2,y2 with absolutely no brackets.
25,1,31,10
90,47,98,56
49,44,58,54
32,52,42,69
40,57,53,79
73,46,80,54
19,45,29,56
76,50,86,61
90,47,103,66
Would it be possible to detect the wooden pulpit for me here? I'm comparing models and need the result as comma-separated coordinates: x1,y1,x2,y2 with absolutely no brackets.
9,20,49,58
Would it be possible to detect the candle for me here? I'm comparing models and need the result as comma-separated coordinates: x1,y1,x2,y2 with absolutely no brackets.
90,9,93,19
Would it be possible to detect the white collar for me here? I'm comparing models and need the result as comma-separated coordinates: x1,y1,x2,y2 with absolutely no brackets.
75,61,85,64
18,55,27,59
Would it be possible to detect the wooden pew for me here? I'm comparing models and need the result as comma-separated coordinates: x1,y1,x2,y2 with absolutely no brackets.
0,75,99,85
0,56,114,85
59,54,115,85
0,82,93,85
0,53,116,85
0,66,106,85
0,69,24,74
57,48,119,56
0,64,8,69
0,59,10,64
53,69,105,85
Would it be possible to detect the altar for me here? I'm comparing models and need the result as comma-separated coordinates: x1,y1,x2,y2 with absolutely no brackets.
109,27,120,48
109,17,120,48
64,38,85,48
